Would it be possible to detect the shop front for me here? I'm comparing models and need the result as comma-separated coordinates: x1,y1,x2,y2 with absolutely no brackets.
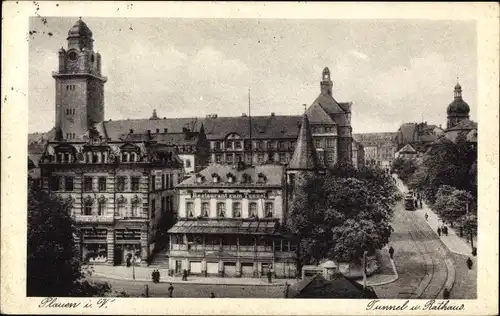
80,228,108,264
114,228,143,266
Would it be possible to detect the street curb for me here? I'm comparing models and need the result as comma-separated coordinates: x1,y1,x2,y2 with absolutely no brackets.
89,273,291,287
444,259,456,294
418,208,473,257
355,257,399,287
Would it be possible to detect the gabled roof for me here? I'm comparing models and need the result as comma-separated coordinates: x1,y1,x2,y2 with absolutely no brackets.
306,102,336,125
310,94,348,126
397,144,417,154
287,114,320,171
397,123,417,144
446,119,477,131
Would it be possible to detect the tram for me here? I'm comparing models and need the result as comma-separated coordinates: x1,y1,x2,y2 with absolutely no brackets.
404,194,416,211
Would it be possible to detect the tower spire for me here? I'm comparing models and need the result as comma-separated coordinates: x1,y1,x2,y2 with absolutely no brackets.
287,113,320,171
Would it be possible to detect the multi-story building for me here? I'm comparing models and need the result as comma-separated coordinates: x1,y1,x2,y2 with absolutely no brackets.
168,164,297,278
353,132,397,170
39,131,184,266
90,67,354,169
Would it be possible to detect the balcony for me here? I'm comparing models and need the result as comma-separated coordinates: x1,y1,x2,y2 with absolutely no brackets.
74,215,114,224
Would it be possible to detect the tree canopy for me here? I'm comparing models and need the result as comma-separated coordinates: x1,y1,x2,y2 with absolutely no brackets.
287,163,400,265
27,184,111,297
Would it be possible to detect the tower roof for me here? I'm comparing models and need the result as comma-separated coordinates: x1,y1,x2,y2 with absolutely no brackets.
287,114,320,171
447,82,470,115
67,17,93,39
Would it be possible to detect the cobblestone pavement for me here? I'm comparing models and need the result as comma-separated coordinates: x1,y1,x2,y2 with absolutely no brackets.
373,195,450,299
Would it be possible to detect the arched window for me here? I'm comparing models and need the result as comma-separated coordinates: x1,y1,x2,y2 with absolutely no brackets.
265,202,274,218
131,152,136,162
232,202,241,218
249,202,257,218
217,202,225,217
186,202,194,217
201,202,209,217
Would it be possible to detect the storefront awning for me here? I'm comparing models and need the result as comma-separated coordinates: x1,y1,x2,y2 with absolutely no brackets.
168,219,278,235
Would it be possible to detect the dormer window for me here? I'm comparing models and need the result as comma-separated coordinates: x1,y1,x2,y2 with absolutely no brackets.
241,173,252,183
212,173,220,183
257,172,267,183
196,174,204,184
226,173,234,183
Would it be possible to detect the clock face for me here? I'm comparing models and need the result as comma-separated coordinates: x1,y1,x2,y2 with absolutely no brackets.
68,52,77,61
324,75,329,80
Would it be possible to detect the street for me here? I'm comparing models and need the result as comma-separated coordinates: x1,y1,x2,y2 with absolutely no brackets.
89,276,286,298
373,179,476,299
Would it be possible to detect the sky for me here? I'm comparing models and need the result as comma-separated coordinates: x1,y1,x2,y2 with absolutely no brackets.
28,17,477,134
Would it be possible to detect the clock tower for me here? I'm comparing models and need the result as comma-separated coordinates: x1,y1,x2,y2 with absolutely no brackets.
53,18,107,141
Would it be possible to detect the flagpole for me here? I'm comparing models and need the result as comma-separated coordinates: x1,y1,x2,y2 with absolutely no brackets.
248,88,252,162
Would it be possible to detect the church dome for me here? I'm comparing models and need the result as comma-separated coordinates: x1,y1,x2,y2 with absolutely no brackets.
68,18,93,38
447,83,470,115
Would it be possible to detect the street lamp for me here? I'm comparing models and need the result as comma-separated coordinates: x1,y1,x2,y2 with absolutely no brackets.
362,250,368,290
132,254,136,280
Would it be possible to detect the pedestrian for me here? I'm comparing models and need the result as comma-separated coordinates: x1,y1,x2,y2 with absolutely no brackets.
443,288,450,299
182,269,188,281
144,284,149,298
443,226,448,236
425,213,428,221
151,270,156,283
388,246,395,259
466,257,473,270
437,227,441,237
168,283,174,298
157,270,161,283
267,269,272,284
284,282,290,298
210,292,216,298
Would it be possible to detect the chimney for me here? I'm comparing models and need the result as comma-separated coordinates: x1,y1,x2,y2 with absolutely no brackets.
271,112,275,116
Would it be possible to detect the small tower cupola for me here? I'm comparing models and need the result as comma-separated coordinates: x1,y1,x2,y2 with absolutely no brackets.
320,66,333,97
67,17,94,51
150,109,159,120
446,80,471,130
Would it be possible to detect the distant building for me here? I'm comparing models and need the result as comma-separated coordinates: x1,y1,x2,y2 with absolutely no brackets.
395,144,419,160
353,132,397,170
447,82,471,130
351,139,365,169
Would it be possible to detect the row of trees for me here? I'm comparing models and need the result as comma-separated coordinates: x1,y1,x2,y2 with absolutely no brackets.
287,162,402,266
391,135,477,248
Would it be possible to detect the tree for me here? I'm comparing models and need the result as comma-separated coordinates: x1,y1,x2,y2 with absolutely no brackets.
433,185,474,226
27,184,111,297
420,138,477,204
287,164,399,265
460,214,477,250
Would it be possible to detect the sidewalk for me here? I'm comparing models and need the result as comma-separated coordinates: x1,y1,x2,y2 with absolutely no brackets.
394,176,474,257
355,247,398,287
88,265,295,286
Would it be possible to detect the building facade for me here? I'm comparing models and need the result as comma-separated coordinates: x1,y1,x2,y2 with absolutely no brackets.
39,134,183,266
168,164,297,278
353,132,397,170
